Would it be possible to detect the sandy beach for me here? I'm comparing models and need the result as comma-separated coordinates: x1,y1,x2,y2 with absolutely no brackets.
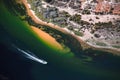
21,0,120,55
21,0,72,34
31,26,63,50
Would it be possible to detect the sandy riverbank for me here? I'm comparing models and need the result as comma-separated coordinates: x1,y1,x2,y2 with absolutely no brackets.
31,26,63,50
21,0,120,55
21,0,72,34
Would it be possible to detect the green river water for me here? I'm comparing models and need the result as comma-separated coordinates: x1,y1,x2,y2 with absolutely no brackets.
0,0,120,80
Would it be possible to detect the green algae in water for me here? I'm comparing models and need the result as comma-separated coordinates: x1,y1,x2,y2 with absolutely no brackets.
0,0,120,80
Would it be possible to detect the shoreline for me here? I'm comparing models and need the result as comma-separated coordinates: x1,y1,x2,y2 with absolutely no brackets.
31,26,63,50
21,0,120,55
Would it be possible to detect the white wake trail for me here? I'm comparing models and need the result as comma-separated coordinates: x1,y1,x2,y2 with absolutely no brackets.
12,45,47,64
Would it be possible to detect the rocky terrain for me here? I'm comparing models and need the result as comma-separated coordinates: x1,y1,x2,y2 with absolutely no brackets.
27,0,120,50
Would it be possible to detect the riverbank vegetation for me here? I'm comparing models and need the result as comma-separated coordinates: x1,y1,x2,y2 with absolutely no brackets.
4,0,26,17
3,0,120,59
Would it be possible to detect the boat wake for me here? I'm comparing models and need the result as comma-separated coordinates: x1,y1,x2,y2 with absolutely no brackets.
12,44,47,64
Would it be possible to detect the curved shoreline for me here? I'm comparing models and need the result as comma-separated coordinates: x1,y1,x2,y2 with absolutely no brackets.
21,0,120,55
31,26,63,50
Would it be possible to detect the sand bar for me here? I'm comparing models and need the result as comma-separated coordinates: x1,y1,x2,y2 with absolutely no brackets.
31,26,63,50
